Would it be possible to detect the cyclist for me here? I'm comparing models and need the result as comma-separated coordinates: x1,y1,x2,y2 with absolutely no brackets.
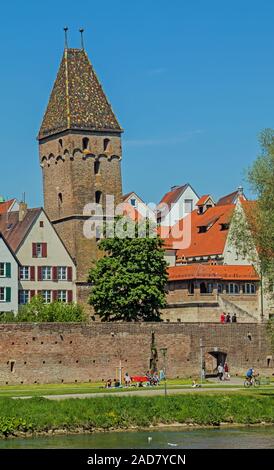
246,367,254,384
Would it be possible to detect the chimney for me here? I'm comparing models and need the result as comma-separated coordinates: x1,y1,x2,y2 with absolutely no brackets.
19,201,27,222
238,186,244,195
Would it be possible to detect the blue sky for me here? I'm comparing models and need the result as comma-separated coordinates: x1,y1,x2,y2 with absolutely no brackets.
0,0,274,206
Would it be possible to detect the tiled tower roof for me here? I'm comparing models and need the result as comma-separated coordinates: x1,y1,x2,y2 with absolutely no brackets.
38,48,122,140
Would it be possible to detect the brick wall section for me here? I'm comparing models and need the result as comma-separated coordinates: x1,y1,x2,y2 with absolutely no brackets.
0,323,272,385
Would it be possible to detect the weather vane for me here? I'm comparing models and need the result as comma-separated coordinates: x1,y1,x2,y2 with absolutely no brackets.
79,28,85,49
64,27,69,49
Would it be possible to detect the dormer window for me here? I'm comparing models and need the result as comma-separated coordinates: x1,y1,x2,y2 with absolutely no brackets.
82,138,89,151
220,223,229,231
130,198,136,207
198,226,207,233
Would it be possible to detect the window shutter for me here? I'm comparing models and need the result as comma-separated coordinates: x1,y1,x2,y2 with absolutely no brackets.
6,263,11,278
30,266,35,281
67,290,73,302
42,243,47,258
6,287,11,302
52,266,58,282
52,290,58,301
38,266,42,281
30,290,36,298
67,267,72,282
32,243,37,258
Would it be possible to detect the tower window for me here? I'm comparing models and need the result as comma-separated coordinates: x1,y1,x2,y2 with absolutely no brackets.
82,137,89,150
94,161,100,175
95,191,102,204
58,193,63,204
103,138,110,152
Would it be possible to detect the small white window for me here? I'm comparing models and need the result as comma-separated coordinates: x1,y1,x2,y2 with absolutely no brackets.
42,267,52,281
42,290,51,303
0,287,6,301
20,266,30,280
243,283,256,294
228,283,239,294
58,267,67,281
0,263,6,277
36,243,43,258
58,290,67,302
19,290,30,304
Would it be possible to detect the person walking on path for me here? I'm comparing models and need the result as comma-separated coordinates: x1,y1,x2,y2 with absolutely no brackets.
224,362,230,380
232,313,237,323
220,312,226,324
225,313,231,323
217,363,224,381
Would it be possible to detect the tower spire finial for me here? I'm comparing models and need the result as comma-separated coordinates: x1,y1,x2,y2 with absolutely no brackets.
64,27,69,49
79,28,85,50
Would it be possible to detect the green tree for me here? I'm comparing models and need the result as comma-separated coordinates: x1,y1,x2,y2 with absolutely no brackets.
88,219,168,321
0,296,87,322
229,129,274,292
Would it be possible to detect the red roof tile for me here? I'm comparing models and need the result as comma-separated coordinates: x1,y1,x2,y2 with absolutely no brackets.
0,208,41,252
168,264,259,281
160,204,235,257
0,199,16,215
197,195,210,205
158,185,188,208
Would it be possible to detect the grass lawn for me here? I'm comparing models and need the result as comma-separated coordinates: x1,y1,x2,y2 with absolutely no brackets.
0,377,273,398
1,389,274,437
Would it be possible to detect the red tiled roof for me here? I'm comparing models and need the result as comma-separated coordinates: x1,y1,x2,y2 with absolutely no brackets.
217,189,247,206
0,199,16,215
197,195,210,206
0,208,41,252
122,192,134,201
160,204,235,257
158,185,188,208
168,264,260,281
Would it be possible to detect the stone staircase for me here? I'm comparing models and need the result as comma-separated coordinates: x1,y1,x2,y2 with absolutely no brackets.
218,295,258,323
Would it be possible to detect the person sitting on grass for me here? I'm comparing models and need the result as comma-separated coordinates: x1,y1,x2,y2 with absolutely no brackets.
192,380,201,388
124,372,131,387
105,378,112,388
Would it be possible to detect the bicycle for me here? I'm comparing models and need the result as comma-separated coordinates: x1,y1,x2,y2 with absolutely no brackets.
244,376,260,387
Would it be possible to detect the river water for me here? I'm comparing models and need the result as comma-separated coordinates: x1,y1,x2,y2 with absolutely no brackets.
0,426,274,449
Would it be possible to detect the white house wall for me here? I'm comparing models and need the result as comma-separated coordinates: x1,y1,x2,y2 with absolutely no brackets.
0,239,18,313
16,212,76,299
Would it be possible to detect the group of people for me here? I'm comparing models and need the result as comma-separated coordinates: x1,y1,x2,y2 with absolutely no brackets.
220,312,237,323
145,370,160,386
103,378,122,388
217,362,230,380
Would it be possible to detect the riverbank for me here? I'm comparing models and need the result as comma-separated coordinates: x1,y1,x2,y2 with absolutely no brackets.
1,391,274,438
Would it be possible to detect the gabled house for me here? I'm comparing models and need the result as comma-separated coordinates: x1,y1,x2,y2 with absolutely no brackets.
157,184,199,226
122,192,155,221
0,204,76,305
216,186,247,206
0,233,20,313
